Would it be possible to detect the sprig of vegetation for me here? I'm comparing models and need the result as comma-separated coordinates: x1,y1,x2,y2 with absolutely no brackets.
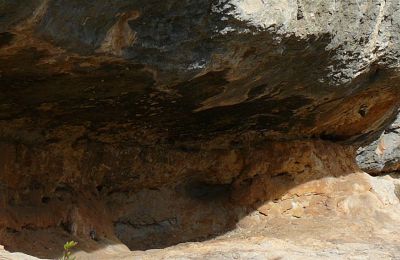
62,241,78,260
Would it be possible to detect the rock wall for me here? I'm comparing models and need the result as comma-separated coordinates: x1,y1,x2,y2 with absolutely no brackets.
357,112,400,174
0,137,358,253
1,0,400,142
1,0,400,258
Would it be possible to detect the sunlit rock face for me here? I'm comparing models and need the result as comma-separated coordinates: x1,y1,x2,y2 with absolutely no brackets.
1,0,400,140
357,112,400,174
1,0,400,258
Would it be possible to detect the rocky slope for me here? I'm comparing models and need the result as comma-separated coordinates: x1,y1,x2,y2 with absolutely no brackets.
1,0,400,259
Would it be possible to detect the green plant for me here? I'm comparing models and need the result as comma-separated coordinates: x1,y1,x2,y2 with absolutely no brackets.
62,241,78,260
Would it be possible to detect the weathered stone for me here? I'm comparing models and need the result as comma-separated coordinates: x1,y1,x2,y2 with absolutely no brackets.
1,0,400,259
357,112,400,174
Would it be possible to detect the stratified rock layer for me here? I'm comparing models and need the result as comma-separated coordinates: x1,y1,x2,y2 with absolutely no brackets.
0,0,400,258
1,0,400,141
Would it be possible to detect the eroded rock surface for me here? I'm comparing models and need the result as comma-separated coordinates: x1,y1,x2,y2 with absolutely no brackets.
1,0,400,259
2,172,399,259
2,0,400,141
357,112,400,174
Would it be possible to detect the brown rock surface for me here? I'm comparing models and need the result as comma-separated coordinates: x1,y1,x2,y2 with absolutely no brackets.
1,172,399,259
1,0,400,259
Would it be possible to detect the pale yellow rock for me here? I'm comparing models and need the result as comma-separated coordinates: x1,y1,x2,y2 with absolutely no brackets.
279,199,293,212
290,204,305,218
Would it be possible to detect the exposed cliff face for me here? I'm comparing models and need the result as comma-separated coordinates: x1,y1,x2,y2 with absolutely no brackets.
2,0,400,141
357,112,400,174
1,0,400,258
0,138,359,253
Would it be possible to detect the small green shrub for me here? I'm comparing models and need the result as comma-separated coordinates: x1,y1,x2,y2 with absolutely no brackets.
62,241,78,260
